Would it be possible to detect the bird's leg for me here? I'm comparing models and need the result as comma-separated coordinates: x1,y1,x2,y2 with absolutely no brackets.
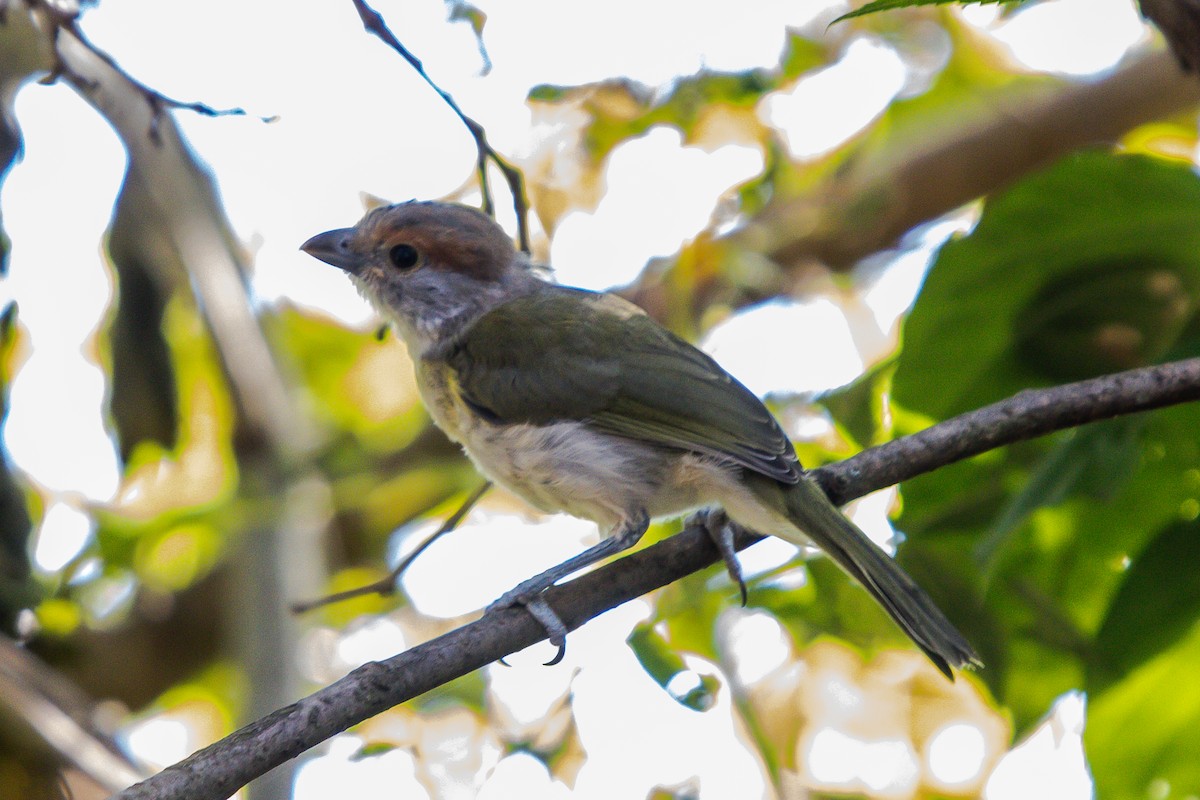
687,508,747,606
489,510,650,664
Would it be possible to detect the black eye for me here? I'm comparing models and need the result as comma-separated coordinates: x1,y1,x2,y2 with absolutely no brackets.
388,243,420,270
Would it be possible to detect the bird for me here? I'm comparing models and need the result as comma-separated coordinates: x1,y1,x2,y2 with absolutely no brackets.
301,201,980,678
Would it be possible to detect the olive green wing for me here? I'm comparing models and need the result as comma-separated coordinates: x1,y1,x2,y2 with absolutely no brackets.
444,288,801,484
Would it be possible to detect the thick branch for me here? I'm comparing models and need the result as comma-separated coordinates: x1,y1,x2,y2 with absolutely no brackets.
0,635,146,792
47,11,313,462
761,50,1200,271
36,8,331,799
623,50,1200,320
111,357,1200,800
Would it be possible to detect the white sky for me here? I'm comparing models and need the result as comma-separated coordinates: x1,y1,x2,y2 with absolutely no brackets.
2,0,1154,796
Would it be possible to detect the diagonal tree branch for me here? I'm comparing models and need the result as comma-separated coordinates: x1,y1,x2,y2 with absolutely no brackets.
32,5,331,798
111,356,1200,800
757,50,1200,271
46,12,311,460
622,50,1200,321
810,356,1200,504
0,634,147,792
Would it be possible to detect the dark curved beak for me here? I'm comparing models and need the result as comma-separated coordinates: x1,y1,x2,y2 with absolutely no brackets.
301,228,366,274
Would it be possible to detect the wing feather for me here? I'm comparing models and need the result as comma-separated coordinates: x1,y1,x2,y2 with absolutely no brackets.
444,288,801,484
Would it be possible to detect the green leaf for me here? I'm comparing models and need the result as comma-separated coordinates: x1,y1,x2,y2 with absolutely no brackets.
895,151,1200,422
832,0,1026,24
627,623,720,712
895,400,1200,731
411,670,487,715
974,418,1144,571
352,741,400,760
266,307,427,446
1089,519,1200,692
817,356,896,449
1087,623,1200,799
889,152,1200,728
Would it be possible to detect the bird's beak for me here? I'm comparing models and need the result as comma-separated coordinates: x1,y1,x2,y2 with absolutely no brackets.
301,228,366,274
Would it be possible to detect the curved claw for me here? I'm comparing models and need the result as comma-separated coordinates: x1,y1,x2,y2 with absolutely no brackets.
523,596,568,665
488,591,568,666
690,508,748,606
485,511,650,665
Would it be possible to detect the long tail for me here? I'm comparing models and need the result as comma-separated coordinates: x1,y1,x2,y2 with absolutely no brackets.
779,477,981,679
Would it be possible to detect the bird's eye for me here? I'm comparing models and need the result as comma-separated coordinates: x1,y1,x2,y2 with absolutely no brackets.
388,243,420,270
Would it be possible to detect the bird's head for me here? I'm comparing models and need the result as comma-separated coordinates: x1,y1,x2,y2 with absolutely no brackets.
302,201,531,351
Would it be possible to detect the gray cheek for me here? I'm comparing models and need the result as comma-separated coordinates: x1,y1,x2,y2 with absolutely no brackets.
414,277,476,324
350,272,395,304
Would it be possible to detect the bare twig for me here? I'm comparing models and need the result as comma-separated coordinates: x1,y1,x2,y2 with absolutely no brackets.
28,1,269,142
112,357,1200,800
766,51,1200,271
290,481,492,614
349,0,531,253
48,13,311,459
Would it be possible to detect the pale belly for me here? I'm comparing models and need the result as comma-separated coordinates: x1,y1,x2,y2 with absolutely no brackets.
415,361,634,527
414,357,779,537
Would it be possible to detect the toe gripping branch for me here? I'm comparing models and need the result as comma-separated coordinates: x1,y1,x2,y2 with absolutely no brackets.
688,508,748,606
487,511,651,665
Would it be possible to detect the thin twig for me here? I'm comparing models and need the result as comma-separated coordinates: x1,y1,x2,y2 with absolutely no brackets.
349,0,531,253
809,357,1200,505
30,2,269,143
112,357,1200,800
290,482,492,614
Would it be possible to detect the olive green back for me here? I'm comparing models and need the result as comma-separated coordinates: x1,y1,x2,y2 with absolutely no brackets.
443,288,801,484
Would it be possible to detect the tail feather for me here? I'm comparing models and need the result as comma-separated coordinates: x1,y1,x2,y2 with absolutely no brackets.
781,478,981,679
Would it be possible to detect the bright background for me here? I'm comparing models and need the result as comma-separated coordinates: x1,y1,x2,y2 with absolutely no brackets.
0,0,1179,798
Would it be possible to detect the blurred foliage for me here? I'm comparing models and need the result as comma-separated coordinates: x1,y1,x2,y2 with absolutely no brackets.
1,2,1199,799
529,32,829,166
0,304,36,636
105,170,185,460
628,622,722,712
638,149,1200,798
895,152,1200,416
891,151,1200,797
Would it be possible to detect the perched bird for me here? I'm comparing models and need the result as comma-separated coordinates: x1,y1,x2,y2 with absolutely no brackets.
302,202,979,678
